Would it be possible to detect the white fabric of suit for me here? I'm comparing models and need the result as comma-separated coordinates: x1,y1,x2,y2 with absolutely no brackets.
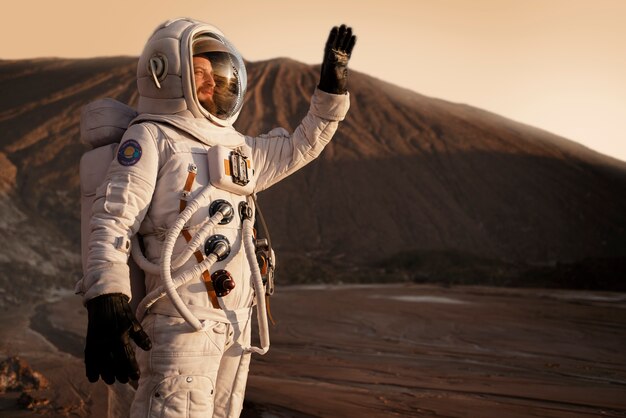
76,18,349,418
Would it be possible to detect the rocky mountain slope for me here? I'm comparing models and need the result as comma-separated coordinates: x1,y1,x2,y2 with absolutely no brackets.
0,56,625,303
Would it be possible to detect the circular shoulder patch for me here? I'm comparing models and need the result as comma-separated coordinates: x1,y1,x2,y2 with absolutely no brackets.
117,140,142,166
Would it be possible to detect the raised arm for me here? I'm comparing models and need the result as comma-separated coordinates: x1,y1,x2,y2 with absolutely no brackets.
247,24,357,192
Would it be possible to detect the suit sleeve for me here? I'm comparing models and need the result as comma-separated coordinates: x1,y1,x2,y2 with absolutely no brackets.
247,88,350,193
76,123,159,303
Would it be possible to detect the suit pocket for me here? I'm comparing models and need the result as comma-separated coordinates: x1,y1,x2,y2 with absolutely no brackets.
149,374,214,418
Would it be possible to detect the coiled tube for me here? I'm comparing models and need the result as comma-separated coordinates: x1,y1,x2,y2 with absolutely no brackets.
241,216,270,354
159,184,215,331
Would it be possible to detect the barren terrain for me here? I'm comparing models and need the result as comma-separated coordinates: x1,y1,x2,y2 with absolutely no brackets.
1,285,625,417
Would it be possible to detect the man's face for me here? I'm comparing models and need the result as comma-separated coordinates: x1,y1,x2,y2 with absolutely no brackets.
193,55,217,114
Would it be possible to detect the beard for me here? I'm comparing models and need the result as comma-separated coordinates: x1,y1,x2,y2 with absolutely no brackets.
199,96,218,115
199,78,238,119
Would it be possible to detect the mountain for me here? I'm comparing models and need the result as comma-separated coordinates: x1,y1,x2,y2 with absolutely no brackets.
0,56,625,305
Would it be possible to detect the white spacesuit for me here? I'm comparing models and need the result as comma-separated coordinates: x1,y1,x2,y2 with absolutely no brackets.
76,18,355,418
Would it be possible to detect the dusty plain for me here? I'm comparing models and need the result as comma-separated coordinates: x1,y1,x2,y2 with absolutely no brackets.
0,284,625,417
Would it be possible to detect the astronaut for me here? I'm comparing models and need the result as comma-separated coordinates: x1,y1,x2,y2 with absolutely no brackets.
76,18,356,418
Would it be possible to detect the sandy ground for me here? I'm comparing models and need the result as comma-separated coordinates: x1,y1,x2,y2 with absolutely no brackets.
1,284,625,417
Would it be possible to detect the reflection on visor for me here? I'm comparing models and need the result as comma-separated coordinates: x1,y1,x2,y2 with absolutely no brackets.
192,34,246,121
205,52,240,118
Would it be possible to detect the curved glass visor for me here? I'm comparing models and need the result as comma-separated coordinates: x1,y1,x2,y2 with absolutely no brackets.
192,35,246,120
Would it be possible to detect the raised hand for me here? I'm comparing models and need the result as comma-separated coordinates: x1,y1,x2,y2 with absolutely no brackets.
318,24,357,95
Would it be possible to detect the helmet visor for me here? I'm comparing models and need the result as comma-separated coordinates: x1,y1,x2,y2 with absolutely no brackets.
192,34,246,121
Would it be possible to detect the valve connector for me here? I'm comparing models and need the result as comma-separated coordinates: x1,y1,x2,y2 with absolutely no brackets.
211,269,236,297
239,202,253,221
255,238,269,251
209,200,234,225
204,234,231,261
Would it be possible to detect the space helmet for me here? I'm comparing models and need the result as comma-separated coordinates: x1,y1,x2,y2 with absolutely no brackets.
136,18,247,127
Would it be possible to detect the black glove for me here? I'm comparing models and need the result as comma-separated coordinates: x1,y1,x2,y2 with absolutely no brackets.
85,293,152,384
318,24,357,95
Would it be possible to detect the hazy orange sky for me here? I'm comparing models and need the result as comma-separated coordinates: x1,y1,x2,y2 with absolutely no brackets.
4,0,626,162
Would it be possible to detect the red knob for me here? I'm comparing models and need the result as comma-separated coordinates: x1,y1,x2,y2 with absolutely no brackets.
211,269,236,297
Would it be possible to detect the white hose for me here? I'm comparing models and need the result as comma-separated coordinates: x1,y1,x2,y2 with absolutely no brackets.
131,184,267,343
173,211,224,269
131,211,224,275
160,185,215,331
131,235,160,274
135,253,219,322
131,191,228,323
242,217,270,354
